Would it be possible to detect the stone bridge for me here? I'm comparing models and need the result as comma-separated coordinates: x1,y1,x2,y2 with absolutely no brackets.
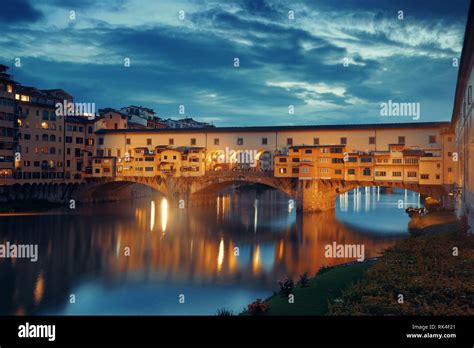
79,171,450,213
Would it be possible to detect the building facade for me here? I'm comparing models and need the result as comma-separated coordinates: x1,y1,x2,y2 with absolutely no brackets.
0,65,17,181
451,2,474,228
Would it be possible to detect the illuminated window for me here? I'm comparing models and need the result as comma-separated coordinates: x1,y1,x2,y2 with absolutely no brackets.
41,122,49,129
20,95,30,102
7,85,13,93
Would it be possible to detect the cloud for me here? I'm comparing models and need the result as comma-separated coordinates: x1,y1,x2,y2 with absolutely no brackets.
0,0,469,126
0,0,43,23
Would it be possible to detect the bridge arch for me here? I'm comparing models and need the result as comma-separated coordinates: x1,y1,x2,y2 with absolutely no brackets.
188,172,296,201
80,177,169,203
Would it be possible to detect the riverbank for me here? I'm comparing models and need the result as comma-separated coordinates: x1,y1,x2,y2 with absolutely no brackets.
241,261,375,315
241,211,473,316
329,227,474,315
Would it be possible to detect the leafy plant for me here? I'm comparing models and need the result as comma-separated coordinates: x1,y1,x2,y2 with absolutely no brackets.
247,298,268,315
278,277,295,296
299,272,310,287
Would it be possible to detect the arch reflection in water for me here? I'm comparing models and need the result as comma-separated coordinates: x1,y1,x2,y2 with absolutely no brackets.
0,187,410,315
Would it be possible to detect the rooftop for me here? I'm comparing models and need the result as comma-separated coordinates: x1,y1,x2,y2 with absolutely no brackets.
96,121,450,135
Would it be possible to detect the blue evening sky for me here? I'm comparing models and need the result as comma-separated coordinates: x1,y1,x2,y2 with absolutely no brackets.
0,0,470,126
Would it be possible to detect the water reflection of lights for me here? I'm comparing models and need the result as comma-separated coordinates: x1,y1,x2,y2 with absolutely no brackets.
254,199,258,233
34,271,45,305
288,199,294,213
161,198,168,234
150,200,155,232
252,245,261,273
217,238,224,271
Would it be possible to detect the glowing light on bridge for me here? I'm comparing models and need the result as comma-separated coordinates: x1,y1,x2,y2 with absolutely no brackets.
161,198,168,234
217,238,224,271
150,200,156,232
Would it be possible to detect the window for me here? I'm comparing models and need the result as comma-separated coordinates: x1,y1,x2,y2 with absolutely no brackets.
392,159,402,164
287,138,293,146
375,171,386,177
42,134,48,141
126,138,131,145
214,138,219,145
398,136,405,144
237,138,243,145
262,138,268,145
301,167,309,174
319,168,329,174
313,138,319,145
340,137,347,145
292,158,300,163
147,138,152,145
291,168,299,174
363,168,371,176
42,110,49,120
332,158,344,164
279,168,287,174
392,171,402,177
347,157,357,162
429,135,436,144
347,169,355,175
88,126,93,134
361,157,372,163
335,169,342,175
304,149,312,154
98,138,104,145
420,174,429,179
190,138,196,146
369,137,376,145
436,174,440,180
407,171,417,178
405,158,418,164
448,167,452,173
279,158,287,163
169,138,174,145
50,135,56,142
75,148,81,157
76,137,83,144
468,85,472,105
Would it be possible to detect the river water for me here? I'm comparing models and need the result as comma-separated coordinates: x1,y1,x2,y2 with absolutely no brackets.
0,187,421,315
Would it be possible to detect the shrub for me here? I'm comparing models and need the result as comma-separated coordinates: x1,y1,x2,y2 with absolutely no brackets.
278,277,295,296
299,272,310,287
247,298,268,315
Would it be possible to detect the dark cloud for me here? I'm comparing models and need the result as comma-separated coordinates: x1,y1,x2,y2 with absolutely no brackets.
0,0,469,126
0,0,43,23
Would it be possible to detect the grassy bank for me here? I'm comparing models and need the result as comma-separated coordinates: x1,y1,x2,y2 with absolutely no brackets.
0,200,63,213
330,230,474,315
241,261,374,315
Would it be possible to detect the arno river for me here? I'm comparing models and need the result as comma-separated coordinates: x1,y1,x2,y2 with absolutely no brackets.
0,187,421,315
